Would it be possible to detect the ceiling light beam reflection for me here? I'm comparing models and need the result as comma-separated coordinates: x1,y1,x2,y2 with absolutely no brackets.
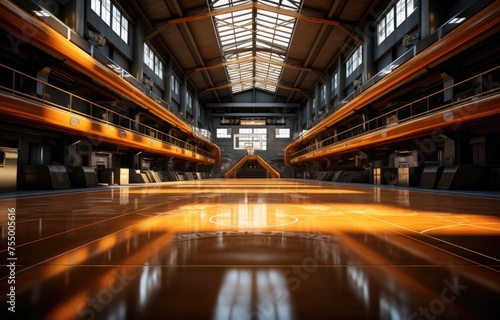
202,78,303,93
146,1,361,45
213,269,291,320
125,188,366,194
194,55,314,73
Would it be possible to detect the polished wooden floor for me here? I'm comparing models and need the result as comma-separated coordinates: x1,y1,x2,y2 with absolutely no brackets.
1,179,500,319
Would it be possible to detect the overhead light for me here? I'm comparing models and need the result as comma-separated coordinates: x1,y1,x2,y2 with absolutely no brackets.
241,118,266,126
33,10,50,17
70,140,82,146
70,118,80,127
449,17,466,24
443,111,455,122
107,64,122,74
380,64,399,75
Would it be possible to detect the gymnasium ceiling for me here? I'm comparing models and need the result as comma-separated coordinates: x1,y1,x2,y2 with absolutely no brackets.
131,0,381,110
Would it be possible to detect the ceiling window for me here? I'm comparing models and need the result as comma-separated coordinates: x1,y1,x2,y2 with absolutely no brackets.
91,0,129,43
346,46,362,77
238,128,267,150
331,73,338,95
144,44,164,79
276,128,290,138
217,128,232,138
396,0,416,27
377,8,394,45
320,85,326,102
210,0,301,93
91,0,111,25
111,6,129,43
171,75,181,95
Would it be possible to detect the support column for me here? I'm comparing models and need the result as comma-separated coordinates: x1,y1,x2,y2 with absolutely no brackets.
75,0,85,37
131,15,144,81
420,0,430,38
325,70,332,112
163,56,172,107
193,91,199,126
37,67,51,97
130,15,144,82
363,22,376,83
297,107,302,132
441,73,454,103
181,75,187,117
337,55,346,101
306,98,313,127
362,109,370,132
314,82,321,117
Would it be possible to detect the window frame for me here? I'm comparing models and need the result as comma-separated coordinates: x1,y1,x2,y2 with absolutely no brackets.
346,46,362,77
216,128,232,139
144,44,164,80
90,0,129,44
275,128,290,139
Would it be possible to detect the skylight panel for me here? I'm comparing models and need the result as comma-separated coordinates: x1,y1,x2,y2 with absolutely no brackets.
212,0,250,9
260,0,301,10
210,0,301,94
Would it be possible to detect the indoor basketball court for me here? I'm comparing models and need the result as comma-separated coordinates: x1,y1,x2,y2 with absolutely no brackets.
1,179,499,319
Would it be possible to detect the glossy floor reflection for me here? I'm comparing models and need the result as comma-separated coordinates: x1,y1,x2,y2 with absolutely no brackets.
1,179,500,319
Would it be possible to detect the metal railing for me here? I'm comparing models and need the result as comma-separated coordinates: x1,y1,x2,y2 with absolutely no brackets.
290,66,500,160
299,0,494,136
0,63,215,160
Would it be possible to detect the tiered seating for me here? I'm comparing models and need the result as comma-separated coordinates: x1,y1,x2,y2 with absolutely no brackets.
314,170,368,183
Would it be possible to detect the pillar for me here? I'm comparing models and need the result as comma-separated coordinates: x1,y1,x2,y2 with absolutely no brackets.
325,70,332,112
337,55,346,101
193,91,199,126
363,21,376,83
306,98,313,126
131,15,144,81
181,75,187,117
163,56,172,106
75,0,85,37
420,0,430,38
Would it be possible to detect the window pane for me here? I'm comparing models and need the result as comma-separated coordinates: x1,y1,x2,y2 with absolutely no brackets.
332,73,337,93
102,0,111,25
406,0,415,15
158,61,164,79
254,128,267,136
91,0,100,15
121,16,128,43
377,20,386,45
396,0,405,27
276,128,290,138
217,128,232,138
112,6,120,34
386,9,394,36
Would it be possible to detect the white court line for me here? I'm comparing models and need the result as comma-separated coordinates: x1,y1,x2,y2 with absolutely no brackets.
421,222,500,234
352,211,500,268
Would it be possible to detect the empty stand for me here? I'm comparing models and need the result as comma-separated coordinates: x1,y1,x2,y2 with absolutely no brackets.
419,166,445,188
436,165,491,190
18,165,71,190
67,166,98,188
